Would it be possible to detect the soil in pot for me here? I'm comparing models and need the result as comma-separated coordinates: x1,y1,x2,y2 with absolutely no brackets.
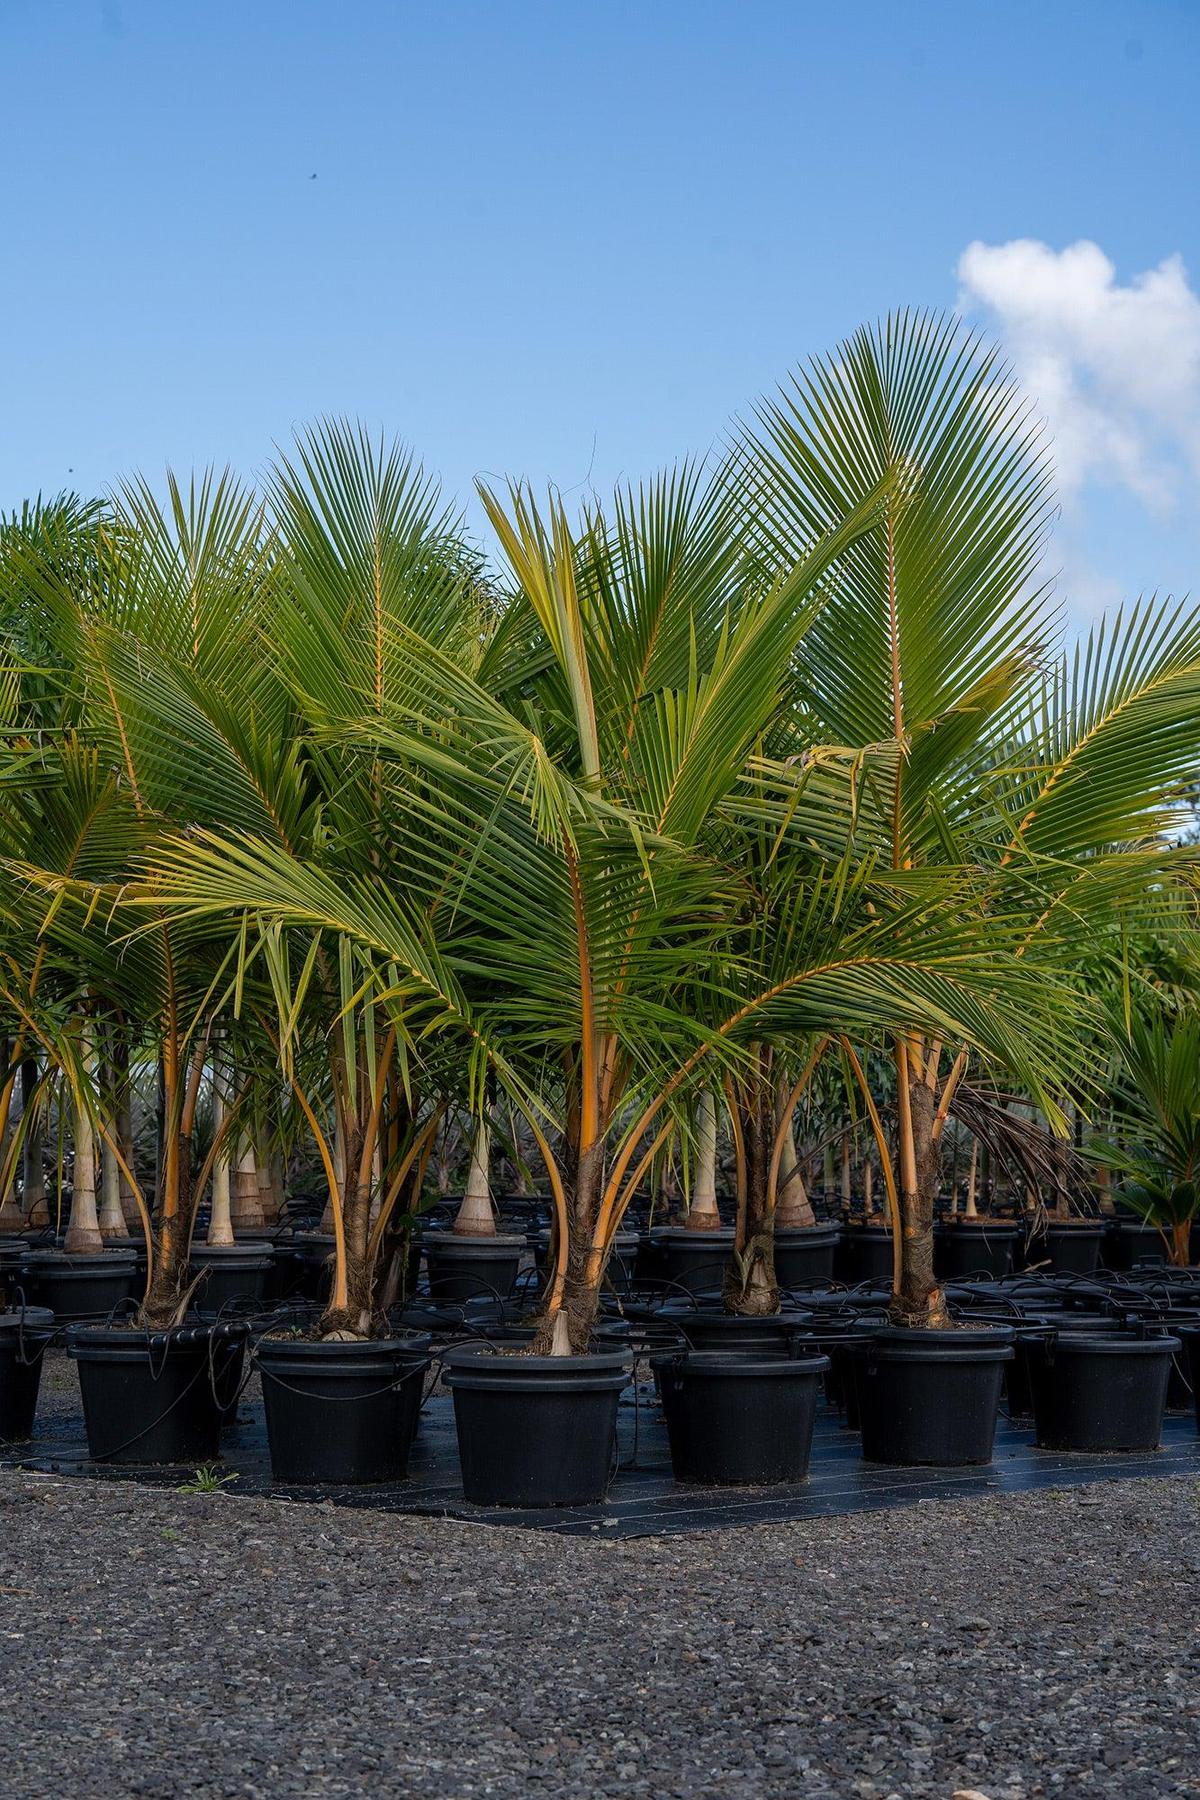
1025,1329,1178,1452
66,1322,234,1464
0,1307,55,1442
255,1330,432,1484
654,1350,830,1485
423,1232,525,1303
443,1345,630,1506
17,1248,138,1323
856,1324,1014,1466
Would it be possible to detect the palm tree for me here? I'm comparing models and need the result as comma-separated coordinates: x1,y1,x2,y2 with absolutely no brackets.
1095,983,1200,1266
733,310,1200,1323
136,444,1081,1350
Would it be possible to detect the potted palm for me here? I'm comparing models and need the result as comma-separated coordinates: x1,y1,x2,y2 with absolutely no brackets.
728,310,1200,1461
140,424,1092,1501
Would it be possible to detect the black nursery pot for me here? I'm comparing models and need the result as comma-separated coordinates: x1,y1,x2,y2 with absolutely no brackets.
936,1220,1020,1282
443,1345,630,1507
856,1325,1014,1466
17,1248,138,1323
291,1233,336,1302
67,1322,232,1464
532,1229,637,1296
255,1331,432,1485
774,1225,841,1290
1027,1222,1107,1276
843,1225,895,1286
659,1301,809,1358
1102,1221,1168,1272
652,1227,735,1298
1025,1330,1178,1452
188,1242,274,1318
655,1350,830,1486
0,1307,55,1443
1178,1325,1200,1430
423,1232,525,1303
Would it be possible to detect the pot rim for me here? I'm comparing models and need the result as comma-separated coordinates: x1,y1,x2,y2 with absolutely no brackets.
422,1231,528,1252
254,1328,432,1359
652,1349,832,1378
65,1320,238,1355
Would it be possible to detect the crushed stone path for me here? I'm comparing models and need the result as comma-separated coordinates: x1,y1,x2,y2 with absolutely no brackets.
0,1466,1196,1798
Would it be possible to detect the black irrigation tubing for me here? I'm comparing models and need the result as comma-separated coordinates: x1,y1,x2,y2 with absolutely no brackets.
9,1296,51,1368
254,1360,431,1406
80,1356,216,1463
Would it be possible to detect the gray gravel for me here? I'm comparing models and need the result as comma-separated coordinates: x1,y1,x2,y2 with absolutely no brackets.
0,1466,1196,1799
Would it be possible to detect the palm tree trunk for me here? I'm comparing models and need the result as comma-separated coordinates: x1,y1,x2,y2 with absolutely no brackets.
725,1059,781,1317
775,1080,815,1228
890,1045,949,1327
685,1090,722,1229
65,1021,103,1254
453,1114,495,1236
20,1058,47,1228
207,1054,234,1247
232,1134,265,1232
0,1047,23,1234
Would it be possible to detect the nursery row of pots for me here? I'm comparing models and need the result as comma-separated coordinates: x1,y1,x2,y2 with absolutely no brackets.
0,1263,1196,1511
0,1213,1171,1338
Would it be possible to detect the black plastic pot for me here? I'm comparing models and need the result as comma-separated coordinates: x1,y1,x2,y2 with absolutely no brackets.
936,1220,1020,1282
67,1322,232,1464
17,1248,137,1322
856,1325,1014,1466
1006,1311,1117,1416
1033,1222,1106,1276
633,1230,668,1286
654,1350,830,1485
1178,1325,1200,1430
423,1232,525,1302
773,1225,841,1290
1025,1330,1178,1451
652,1227,735,1298
843,1225,895,1286
532,1229,637,1295
0,1239,31,1308
1103,1221,1169,1272
0,1307,55,1442
255,1331,431,1484
443,1345,630,1506
291,1233,336,1302
262,1239,304,1303
189,1242,274,1318
797,1315,883,1423
659,1301,811,1357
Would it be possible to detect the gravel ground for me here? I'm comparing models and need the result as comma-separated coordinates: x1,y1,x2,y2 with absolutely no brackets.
0,1466,1196,1799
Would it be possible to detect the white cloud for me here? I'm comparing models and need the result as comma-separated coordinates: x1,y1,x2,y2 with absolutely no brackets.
957,238,1200,510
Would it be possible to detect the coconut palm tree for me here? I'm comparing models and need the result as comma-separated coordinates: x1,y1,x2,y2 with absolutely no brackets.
733,309,1200,1324
135,445,1079,1351
1095,981,1200,1266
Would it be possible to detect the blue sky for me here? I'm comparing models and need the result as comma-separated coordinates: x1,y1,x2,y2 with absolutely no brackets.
1,0,1197,629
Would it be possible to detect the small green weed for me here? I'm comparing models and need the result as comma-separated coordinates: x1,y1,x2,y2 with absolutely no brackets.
177,1464,240,1495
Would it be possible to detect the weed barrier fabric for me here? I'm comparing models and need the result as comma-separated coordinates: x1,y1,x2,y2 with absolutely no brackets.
6,1351,1200,1539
